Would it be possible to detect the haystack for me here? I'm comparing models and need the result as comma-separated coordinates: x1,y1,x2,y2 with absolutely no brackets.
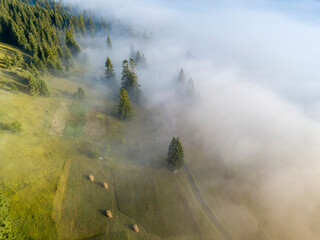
173,169,178,174
133,224,139,233
88,175,94,182
106,210,113,218
103,182,109,190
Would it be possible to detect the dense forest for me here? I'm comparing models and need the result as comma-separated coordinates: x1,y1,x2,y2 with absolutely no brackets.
0,0,108,72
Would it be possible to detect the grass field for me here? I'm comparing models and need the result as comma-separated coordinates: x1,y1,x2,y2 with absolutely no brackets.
0,42,225,239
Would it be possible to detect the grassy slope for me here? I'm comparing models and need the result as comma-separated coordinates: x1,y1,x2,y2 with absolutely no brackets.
0,43,90,239
0,43,222,239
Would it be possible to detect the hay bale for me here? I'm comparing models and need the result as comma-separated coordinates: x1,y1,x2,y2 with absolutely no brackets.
88,175,94,182
133,224,139,233
106,210,113,218
173,169,178,174
103,182,109,190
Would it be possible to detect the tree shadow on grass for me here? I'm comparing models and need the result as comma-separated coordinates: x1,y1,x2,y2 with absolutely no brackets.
2,70,28,85
0,80,29,94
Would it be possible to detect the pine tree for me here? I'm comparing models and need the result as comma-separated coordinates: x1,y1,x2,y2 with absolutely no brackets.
107,34,112,48
136,51,142,63
11,55,17,67
167,137,184,171
16,52,23,65
75,86,85,99
121,59,130,89
178,68,186,83
3,54,11,69
118,88,132,119
66,28,80,56
120,58,140,102
105,57,116,86
27,73,50,97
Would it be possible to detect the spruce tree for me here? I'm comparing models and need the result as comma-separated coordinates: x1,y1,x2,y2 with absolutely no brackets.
120,58,140,102
75,86,85,99
136,51,142,63
11,55,17,67
16,52,23,65
66,29,80,56
118,88,132,119
107,34,112,48
3,54,11,69
167,137,184,171
178,68,186,83
105,57,116,86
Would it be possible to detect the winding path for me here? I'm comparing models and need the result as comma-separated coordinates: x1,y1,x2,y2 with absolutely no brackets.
164,114,232,240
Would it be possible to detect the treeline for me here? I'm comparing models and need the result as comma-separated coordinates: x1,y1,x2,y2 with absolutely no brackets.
0,0,108,72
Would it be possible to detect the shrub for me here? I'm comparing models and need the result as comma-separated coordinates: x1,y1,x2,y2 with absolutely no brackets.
75,87,85,99
91,148,101,159
7,121,22,133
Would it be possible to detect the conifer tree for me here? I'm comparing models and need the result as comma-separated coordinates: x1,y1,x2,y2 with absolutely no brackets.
167,137,184,171
136,51,142,63
75,86,85,99
11,55,17,67
66,28,80,55
105,57,116,86
107,34,112,48
16,52,23,65
3,54,11,69
27,73,50,97
178,68,186,83
118,88,132,119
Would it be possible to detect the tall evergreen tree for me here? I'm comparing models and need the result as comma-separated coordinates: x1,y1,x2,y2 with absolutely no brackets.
118,88,132,119
107,34,112,48
105,57,116,86
75,86,85,99
177,68,186,83
167,137,184,171
3,54,11,69
120,58,141,102
66,28,80,56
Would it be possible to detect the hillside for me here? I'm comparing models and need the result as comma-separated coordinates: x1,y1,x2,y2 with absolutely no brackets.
0,42,226,239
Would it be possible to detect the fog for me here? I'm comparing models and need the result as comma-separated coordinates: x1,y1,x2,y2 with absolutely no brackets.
66,0,320,239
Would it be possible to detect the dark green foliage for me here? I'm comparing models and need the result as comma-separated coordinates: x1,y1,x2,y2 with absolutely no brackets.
66,29,80,56
118,88,132,119
167,137,184,171
7,121,22,133
0,0,107,72
91,148,101,159
120,58,141,103
0,193,14,239
16,52,23,65
75,86,85,99
3,54,11,69
27,74,50,97
11,55,17,67
104,57,116,87
107,34,112,48
64,103,87,137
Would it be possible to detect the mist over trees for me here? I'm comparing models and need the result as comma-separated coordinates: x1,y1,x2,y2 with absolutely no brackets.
120,58,141,103
104,57,117,87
